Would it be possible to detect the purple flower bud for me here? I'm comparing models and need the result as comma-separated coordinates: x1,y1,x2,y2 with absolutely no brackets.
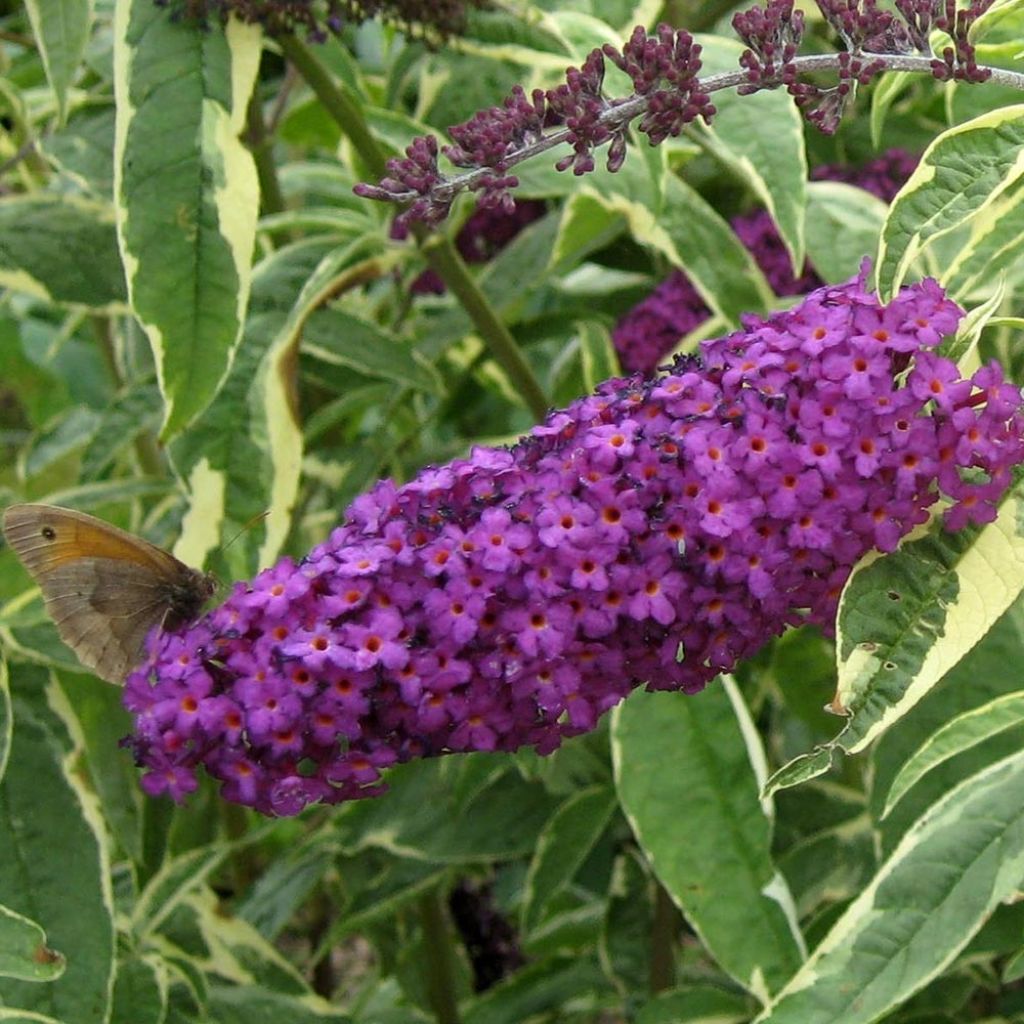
124,269,1024,816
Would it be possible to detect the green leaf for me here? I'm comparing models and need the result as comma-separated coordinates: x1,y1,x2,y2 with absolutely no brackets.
302,309,443,394
554,192,626,270
0,1012,66,1023
114,9,261,438
204,985,350,1023
577,320,620,390
0,685,114,1023
636,985,750,1024
755,746,1024,1023
109,955,167,1024
167,239,339,575
131,846,228,943
869,595,1024,852
43,107,116,199
882,690,1024,818
80,383,162,481
0,656,10,785
24,0,93,123
601,849,653,995
653,175,772,324
334,758,557,864
943,174,1024,301
178,888,310,995
238,843,332,940
57,670,143,863
696,35,807,272
0,196,126,310
0,318,69,429
19,406,101,481
833,484,1024,754
762,747,836,799
612,682,805,999
877,104,1024,298
0,906,65,982
521,785,617,934
804,182,887,285
869,72,913,149
461,957,610,1024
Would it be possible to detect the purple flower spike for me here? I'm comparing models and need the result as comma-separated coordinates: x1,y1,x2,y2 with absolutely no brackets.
124,269,1024,816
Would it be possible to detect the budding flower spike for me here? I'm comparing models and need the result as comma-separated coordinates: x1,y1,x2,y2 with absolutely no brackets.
124,269,1024,817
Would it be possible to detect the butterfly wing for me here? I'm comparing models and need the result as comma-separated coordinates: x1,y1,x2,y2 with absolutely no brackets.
38,558,183,682
3,504,199,683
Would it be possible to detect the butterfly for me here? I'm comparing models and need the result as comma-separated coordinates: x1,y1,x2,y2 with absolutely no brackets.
2,503,216,684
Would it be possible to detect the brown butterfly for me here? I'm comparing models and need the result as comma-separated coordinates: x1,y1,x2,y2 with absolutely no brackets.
2,503,216,684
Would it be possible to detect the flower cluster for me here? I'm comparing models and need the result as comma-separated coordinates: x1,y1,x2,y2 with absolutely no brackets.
125,269,1024,816
613,149,918,375
356,25,714,227
357,3,997,224
156,0,483,42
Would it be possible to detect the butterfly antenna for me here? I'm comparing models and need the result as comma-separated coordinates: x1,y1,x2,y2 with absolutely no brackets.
222,510,269,553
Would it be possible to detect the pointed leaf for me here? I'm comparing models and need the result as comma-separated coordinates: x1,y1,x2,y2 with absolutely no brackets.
114,9,261,437
24,0,92,123
755,747,1024,1023
833,482,1024,754
613,683,804,998
521,785,617,934
877,104,1024,298
0,906,65,982
882,690,1024,817
0,683,114,1023
696,35,807,272
0,196,126,310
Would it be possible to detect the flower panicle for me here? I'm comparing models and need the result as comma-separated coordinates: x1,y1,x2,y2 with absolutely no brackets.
357,1,997,226
124,270,1024,817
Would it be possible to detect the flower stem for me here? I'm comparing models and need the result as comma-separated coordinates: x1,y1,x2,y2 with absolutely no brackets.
418,888,462,1024
276,33,549,421
245,90,287,220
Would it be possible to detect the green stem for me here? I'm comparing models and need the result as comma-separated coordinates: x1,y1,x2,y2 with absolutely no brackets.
418,889,462,1024
245,89,288,220
277,33,549,422
649,882,679,994
277,34,386,180
419,233,549,421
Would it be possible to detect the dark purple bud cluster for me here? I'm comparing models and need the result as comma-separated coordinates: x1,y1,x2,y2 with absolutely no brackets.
124,270,1024,817
929,0,994,82
816,0,912,53
154,0,482,42
613,150,918,375
789,50,887,133
604,25,715,148
733,0,805,94
356,25,714,226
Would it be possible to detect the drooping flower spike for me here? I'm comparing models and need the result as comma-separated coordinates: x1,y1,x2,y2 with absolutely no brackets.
124,268,1024,816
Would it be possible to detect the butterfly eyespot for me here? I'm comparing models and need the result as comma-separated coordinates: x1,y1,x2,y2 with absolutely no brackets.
42,526,56,539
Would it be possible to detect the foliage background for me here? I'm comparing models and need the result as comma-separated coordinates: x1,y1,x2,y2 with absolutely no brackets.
4,1,1024,1022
